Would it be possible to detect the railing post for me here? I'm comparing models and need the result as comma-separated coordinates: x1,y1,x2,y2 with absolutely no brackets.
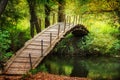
58,24,60,38
50,33,52,46
73,16,75,26
80,16,82,24
66,16,68,24
78,15,80,24
64,19,66,32
76,16,77,24
41,40,43,57
69,16,71,27
29,53,32,69
52,13,55,24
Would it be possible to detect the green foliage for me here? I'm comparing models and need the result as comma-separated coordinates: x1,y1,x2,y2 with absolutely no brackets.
81,13,120,56
54,33,75,55
0,30,11,54
29,64,48,75
0,0,30,63
29,69,38,75
8,26,30,52
109,40,120,55
0,0,27,30
0,26,30,63
0,30,12,64
21,73,31,79
54,13,120,56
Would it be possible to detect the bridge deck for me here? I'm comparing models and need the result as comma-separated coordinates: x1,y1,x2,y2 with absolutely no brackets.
4,22,76,75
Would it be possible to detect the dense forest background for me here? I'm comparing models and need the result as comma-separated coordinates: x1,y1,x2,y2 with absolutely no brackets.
0,0,120,63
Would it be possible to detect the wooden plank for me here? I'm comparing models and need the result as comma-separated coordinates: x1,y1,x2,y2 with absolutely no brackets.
33,24,75,68
40,34,56,37
19,53,41,58
43,32,58,34
8,66,30,69
32,40,50,44
22,49,41,54
6,70,27,74
26,45,48,49
4,23,76,75
29,44,48,47
4,23,59,73
14,57,36,63
30,43,48,46
8,62,31,67
7,67,29,71
42,33,57,36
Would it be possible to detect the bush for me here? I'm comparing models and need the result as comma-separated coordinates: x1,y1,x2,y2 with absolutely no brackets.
0,31,11,54
8,27,30,52
0,30,12,70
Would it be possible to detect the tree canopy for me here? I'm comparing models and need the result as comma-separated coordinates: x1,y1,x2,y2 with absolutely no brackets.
0,0,120,69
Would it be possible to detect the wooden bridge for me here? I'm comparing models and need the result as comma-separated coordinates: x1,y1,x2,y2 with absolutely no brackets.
3,16,83,75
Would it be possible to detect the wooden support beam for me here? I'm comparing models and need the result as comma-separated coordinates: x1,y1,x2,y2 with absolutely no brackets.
69,16,71,27
58,24,60,38
29,53,32,69
41,40,43,57
50,33,52,46
76,16,77,24
64,19,66,32
78,15,80,24
52,13,55,24
66,16,68,24
73,16,75,25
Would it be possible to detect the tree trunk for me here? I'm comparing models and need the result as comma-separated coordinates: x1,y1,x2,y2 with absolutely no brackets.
30,19,35,37
27,0,41,37
58,0,65,22
0,0,8,17
45,4,50,28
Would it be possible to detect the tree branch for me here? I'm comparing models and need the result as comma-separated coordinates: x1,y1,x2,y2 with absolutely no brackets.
0,0,8,17
82,8,119,15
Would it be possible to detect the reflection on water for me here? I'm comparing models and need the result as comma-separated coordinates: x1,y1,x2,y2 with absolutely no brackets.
70,56,88,77
37,54,120,80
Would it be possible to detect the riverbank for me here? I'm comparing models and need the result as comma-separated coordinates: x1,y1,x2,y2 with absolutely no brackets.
0,72,90,80
24,72,90,80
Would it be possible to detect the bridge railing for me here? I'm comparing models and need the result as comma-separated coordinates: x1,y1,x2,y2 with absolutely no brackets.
4,14,85,74
28,15,83,70
39,15,82,55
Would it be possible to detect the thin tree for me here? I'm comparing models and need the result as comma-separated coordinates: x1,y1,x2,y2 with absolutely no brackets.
45,1,51,28
58,0,65,22
27,0,41,37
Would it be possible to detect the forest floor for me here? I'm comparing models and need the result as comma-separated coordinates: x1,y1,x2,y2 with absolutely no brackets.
0,72,90,80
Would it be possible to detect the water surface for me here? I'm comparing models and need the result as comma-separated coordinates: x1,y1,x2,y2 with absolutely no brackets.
37,54,120,80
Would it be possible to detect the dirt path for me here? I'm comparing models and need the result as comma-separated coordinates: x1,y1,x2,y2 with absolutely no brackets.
0,72,90,80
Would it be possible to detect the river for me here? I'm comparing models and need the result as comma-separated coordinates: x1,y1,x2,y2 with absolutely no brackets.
35,54,120,80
